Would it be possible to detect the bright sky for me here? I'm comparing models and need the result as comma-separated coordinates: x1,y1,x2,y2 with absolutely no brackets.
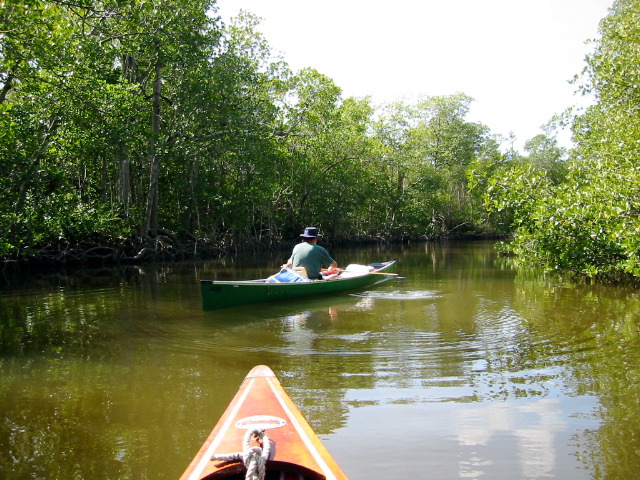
218,0,613,151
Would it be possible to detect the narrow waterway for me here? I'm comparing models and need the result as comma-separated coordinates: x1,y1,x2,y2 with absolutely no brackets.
1,241,639,479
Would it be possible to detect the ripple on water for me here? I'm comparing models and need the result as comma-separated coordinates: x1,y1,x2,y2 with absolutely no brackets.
351,289,442,300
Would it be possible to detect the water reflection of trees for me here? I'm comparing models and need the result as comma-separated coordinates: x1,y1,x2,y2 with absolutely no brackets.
0,354,241,479
0,263,219,479
0,290,121,357
0,261,208,357
509,272,640,478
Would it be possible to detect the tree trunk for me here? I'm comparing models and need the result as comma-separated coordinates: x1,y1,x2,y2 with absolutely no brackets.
118,140,131,218
142,56,162,235
186,157,201,232
0,73,14,104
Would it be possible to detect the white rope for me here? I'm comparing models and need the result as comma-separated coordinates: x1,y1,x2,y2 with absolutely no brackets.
211,428,271,480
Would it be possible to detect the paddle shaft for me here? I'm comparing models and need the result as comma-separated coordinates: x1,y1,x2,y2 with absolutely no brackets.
323,268,398,276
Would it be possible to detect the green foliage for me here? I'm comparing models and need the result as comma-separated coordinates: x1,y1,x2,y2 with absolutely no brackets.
372,94,500,237
523,134,568,184
483,151,640,282
0,0,561,260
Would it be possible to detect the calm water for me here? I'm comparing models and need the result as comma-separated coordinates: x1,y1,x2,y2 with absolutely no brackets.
1,241,639,479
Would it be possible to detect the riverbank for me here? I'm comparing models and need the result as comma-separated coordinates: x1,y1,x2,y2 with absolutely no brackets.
1,231,223,272
1,229,503,279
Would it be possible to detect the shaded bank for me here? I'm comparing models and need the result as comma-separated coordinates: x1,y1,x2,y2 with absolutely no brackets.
2,231,225,274
1,231,505,275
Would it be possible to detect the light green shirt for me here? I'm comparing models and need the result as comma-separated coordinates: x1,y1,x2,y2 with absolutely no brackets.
288,242,335,279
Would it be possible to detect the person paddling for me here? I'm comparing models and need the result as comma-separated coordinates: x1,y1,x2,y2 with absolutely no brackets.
283,226,338,280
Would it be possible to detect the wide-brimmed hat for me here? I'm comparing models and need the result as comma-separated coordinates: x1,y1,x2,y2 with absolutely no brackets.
300,226,323,238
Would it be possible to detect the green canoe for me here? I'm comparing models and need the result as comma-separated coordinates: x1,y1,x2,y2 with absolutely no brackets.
201,260,396,310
